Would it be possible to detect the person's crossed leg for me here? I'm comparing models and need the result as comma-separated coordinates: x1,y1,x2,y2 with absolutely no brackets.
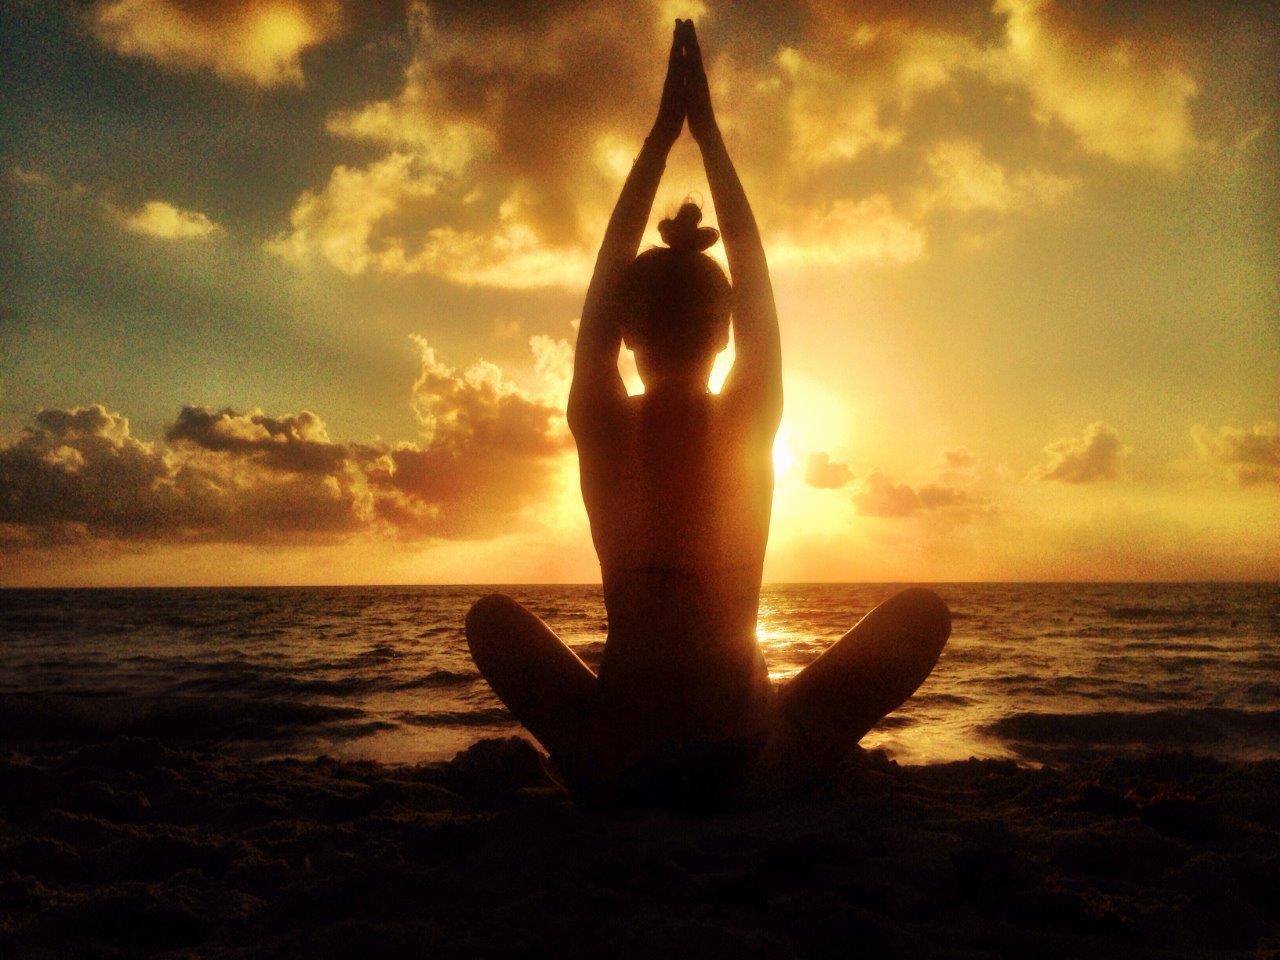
466,587,950,800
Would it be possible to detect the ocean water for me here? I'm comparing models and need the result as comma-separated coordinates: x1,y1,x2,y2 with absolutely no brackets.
1,583,1277,766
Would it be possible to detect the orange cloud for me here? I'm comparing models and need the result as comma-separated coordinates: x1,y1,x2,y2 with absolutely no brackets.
804,451,854,489
768,195,926,267
270,0,666,284
939,447,979,471
1032,421,1129,483
854,470,982,518
265,0,1209,287
89,0,345,87
1193,422,1280,485
117,200,225,240
920,140,1077,214
266,153,593,286
993,0,1199,167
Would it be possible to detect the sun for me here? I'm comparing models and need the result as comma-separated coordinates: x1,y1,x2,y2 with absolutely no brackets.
772,430,796,477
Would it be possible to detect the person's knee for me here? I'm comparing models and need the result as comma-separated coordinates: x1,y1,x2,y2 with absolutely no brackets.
465,593,521,656
892,587,951,648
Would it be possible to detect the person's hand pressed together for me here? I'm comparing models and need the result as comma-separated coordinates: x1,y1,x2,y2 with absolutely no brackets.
651,21,688,149
682,20,718,145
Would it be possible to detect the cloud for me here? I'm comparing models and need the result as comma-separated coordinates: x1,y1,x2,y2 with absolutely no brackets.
1193,421,1280,485
270,0,957,282
804,451,854,489
0,341,573,547
735,0,1202,179
529,334,575,404
266,152,592,286
11,167,223,243
117,200,225,240
769,195,926,267
266,0,1210,289
1032,421,1128,483
920,139,1077,214
166,408,347,473
407,336,567,456
0,404,242,544
754,5,993,171
854,470,981,518
88,0,346,87
939,447,979,471
767,45,909,166
993,0,1199,167
269,0,664,285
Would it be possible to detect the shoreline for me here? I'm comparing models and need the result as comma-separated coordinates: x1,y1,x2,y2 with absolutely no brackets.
3,736,1277,958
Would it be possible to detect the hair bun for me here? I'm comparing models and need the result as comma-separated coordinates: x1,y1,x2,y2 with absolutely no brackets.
658,201,719,253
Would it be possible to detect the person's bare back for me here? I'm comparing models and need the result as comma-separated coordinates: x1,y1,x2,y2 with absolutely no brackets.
578,388,775,783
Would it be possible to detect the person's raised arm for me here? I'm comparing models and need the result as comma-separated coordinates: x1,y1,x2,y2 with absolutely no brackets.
569,24,685,433
684,22,782,431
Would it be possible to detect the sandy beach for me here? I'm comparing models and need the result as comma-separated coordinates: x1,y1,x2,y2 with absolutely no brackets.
3,734,1277,959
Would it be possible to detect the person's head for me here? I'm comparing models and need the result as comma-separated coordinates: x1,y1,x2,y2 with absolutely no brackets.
619,202,731,391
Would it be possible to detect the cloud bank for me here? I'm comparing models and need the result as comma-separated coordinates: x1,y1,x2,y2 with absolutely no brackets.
0,339,573,548
261,0,1196,287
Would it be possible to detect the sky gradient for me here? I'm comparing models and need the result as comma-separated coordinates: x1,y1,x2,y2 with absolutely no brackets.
1,0,1277,585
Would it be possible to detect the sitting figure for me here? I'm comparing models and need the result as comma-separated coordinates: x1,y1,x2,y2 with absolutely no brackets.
467,20,950,804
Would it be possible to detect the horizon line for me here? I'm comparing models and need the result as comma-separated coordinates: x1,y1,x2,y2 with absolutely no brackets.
2,579,1277,590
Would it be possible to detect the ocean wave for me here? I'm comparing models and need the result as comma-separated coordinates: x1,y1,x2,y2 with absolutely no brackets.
986,707,1280,747
418,624,460,637
874,714,917,730
391,670,476,690
395,707,514,727
163,666,478,698
0,694,371,746
912,692,971,707
1117,640,1229,653
0,612,71,632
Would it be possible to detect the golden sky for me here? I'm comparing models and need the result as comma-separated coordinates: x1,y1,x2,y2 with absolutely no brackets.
1,0,1276,584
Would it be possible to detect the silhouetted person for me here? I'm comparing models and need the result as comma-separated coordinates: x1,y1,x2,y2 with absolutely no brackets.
467,21,950,804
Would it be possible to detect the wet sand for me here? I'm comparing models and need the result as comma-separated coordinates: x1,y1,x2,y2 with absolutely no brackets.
2,736,1278,959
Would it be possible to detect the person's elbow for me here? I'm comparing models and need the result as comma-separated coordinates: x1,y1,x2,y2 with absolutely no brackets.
566,387,587,437
761,385,784,433
566,382,604,438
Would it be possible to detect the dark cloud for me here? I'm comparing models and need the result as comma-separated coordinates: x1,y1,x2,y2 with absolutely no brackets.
804,451,854,489
1193,421,1280,485
1033,421,1127,483
0,402,372,545
166,407,349,474
0,342,572,547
